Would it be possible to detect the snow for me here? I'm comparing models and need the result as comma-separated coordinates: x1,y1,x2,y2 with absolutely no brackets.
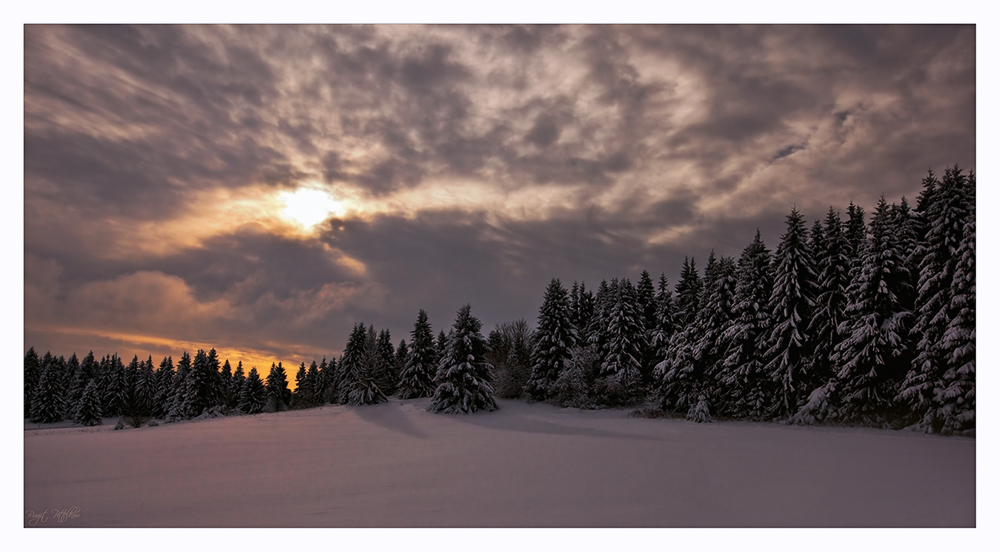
24,398,974,530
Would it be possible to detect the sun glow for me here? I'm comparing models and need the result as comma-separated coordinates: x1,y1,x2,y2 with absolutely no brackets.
279,187,344,229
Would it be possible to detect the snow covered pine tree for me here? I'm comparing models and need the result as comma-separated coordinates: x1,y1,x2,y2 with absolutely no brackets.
430,304,498,414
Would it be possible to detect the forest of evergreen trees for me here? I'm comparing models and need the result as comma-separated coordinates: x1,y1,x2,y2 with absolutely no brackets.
24,166,975,435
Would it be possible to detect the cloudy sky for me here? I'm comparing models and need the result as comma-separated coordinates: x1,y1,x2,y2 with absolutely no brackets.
22,24,975,370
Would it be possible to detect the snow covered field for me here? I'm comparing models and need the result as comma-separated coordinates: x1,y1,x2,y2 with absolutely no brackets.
24,398,974,528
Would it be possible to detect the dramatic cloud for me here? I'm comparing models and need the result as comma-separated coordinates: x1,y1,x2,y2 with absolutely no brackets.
24,24,975,368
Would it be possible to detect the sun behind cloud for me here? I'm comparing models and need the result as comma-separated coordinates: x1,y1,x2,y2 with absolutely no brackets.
279,187,345,229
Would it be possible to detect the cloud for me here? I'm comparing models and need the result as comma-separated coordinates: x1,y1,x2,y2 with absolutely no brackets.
23,24,975,361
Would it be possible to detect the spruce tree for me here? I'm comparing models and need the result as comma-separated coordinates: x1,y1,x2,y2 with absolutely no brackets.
238,367,267,414
74,380,103,426
398,310,438,399
587,279,614,354
675,257,703,327
599,279,644,404
24,347,41,418
30,353,66,423
833,196,913,425
436,330,448,360
181,350,211,417
339,323,386,406
102,354,127,418
131,356,157,426
317,356,337,404
375,329,397,396
166,352,191,421
764,207,818,418
939,212,975,434
265,362,291,412
695,255,737,405
574,282,595,344
649,274,678,361
525,278,578,401
305,361,320,406
395,339,409,381
220,359,235,409
292,362,310,408
845,201,867,263
61,353,81,420
899,166,976,433
153,356,174,419
808,207,852,386
719,230,774,419
430,304,498,414
68,351,99,419
231,361,246,408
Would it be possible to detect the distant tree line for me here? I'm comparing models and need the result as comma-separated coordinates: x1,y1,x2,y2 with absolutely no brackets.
24,166,974,435
24,302,499,427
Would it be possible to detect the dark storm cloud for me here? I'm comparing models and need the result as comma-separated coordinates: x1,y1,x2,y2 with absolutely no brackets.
23,24,975,363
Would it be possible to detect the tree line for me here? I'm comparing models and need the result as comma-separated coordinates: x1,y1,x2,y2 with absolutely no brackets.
24,166,974,435
515,166,974,435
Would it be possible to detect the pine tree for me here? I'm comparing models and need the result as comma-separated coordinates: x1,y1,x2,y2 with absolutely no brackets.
587,279,614,353
339,323,386,406
317,357,337,404
675,257,703,327
24,347,41,418
845,201,867,263
599,279,644,404
395,339,409,381
231,361,246,408
151,357,173,419
890,197,921,297
808,207,852,387
525,278,579,401
265,362,291,412
220,359,235,409
696,255,737,406
181,350,213,417
430,304,498,414
574,282,595,343
718,230,774,419
121,355,141,421
637,271,657,330
303,361,320,407
68,351,100,418
899,166,975,433
939,211,975,434
436,330,448,360
30,352,66,423
764,207,818,418
102,354,127,418
166,352,191,421
375,329,397,396
833,196,914,425
61,353,81,420
238,367,267,414
398,310,438,399
74,380,104,426
131,356,157,426
292,362,310,408
649,274,678,361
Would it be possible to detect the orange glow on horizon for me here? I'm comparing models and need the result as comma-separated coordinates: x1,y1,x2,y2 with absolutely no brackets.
31,325,332,390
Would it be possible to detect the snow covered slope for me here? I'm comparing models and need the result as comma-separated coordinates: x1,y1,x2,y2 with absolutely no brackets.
23,398,974,527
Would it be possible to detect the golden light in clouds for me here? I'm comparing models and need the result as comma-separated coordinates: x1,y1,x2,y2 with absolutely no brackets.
279,187,344,229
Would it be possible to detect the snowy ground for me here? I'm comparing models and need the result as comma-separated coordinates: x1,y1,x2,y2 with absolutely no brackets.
23,398,974,528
